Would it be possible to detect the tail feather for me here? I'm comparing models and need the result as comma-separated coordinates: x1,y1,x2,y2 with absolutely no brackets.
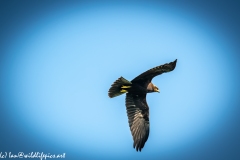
108,77,132,98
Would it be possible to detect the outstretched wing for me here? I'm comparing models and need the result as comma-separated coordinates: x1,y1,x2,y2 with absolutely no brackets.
131,59,177,84
125,93,150,152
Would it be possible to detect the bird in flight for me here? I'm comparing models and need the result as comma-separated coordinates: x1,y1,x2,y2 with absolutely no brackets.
108,59,177,151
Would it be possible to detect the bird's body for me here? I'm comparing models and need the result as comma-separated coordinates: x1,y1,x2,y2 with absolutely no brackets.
108,59,177,151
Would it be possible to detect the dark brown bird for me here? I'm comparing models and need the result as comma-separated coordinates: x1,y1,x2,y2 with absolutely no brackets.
108,59,177,151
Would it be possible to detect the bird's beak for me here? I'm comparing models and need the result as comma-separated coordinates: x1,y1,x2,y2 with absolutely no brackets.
156,89,160,93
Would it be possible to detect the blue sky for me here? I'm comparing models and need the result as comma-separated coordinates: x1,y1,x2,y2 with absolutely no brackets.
0,1,240,159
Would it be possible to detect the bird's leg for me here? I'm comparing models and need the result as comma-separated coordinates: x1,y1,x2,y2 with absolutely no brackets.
121,85,131,89
120,85,131,93
120,89,128,93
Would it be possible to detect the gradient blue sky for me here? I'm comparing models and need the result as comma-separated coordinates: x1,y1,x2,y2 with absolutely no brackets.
0,0,240,160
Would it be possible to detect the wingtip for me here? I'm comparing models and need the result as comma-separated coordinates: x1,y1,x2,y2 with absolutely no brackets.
172,59,177,66
174,59,177,66
133,143,143,152
170,59,177,71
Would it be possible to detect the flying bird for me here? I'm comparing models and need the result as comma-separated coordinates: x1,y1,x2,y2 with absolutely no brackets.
108,59,177,151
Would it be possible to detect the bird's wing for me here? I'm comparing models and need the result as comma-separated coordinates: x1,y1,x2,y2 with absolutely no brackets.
125,93,150,152
131,59,177,84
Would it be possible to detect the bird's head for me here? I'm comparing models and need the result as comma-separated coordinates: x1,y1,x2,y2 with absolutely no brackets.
147,83,160,93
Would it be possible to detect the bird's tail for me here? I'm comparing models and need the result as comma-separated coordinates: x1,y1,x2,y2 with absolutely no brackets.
108,77,132,98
